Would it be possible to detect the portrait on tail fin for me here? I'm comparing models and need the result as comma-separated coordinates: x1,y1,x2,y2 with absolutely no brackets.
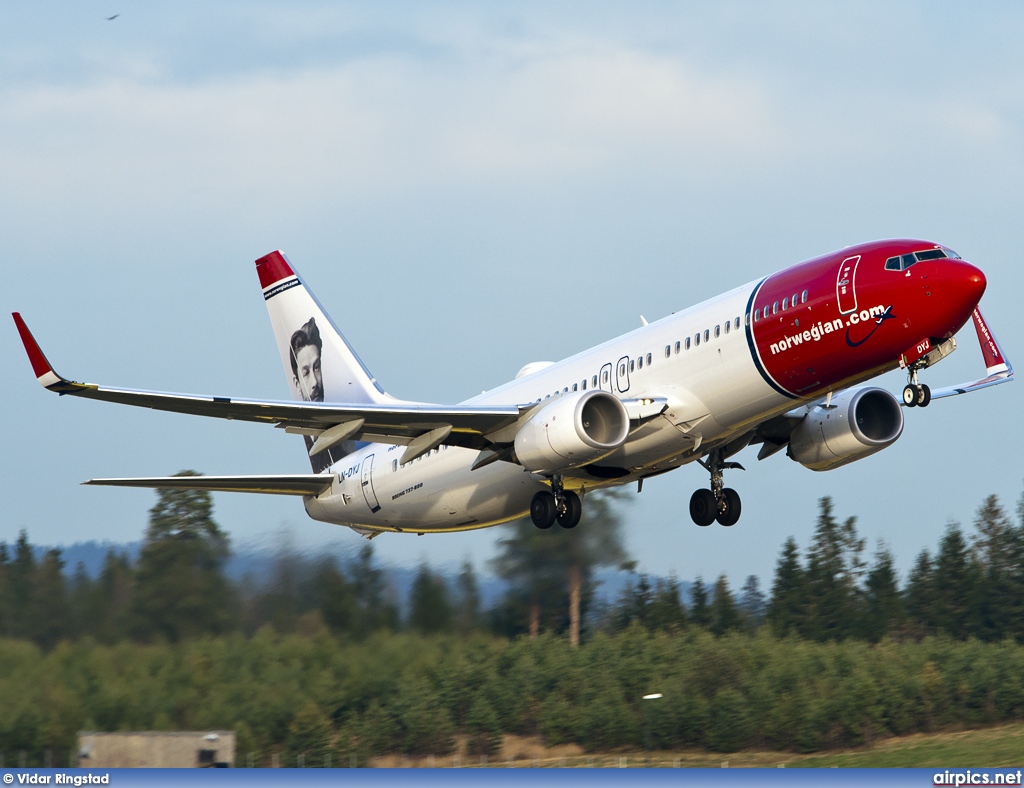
289,316,351,472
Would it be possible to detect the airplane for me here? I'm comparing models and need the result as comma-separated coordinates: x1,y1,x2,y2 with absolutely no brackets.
12,238,1014,535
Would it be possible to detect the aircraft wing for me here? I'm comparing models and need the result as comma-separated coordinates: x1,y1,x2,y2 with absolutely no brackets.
83,475,334,496
13,313,522,451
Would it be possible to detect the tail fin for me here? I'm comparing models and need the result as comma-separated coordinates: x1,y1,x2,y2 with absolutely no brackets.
256,251,388,471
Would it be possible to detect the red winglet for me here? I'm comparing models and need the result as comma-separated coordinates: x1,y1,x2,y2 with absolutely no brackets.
11,312,55,379
972,308,1007,372
255,251,296,289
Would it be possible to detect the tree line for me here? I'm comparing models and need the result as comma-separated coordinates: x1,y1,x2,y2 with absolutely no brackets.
1,476,1023,648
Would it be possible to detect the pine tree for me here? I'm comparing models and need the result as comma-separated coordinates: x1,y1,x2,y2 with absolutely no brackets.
804,497,864,640
491,489,629,645
738,574,767,632
689,576,711,629
710,574,741,635
32,549,72,648
649,574,687,631
904,549,936,635
455,559,481,634
862,542,902,641
971,495,1018,640
767,537,805,637
0,543,11,637
131,472,233,641
9,531,36,640
350,544,399,635
408,564,454,634
933,523,979,639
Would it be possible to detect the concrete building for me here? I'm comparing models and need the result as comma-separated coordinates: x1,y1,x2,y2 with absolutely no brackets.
77,731,235,768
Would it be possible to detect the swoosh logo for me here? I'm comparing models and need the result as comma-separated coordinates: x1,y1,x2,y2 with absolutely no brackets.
846,305,896,348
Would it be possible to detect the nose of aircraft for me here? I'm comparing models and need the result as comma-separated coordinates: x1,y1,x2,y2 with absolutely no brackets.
955,261,987,307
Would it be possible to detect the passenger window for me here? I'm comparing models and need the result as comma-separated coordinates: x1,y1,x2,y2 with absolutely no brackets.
636,357,642,370
754,309,760,321
619,363,626,376
631,359,636,372
773,302,779,315
703,330,709,343
665,345,671,358
581,379,587,391
563,387,568,394
714,325,720,338
782,297,788,310
646,353,652,365
792,293,798,306
685,337,691,350
674,341,681,354
724,321,730,334
694,333,700,346
735,317,740,329
393,460,398,472
593,375,598,387
801,290,808,303
602,371,608,384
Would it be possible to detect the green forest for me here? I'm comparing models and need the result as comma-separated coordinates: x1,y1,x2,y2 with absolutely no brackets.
1,476,1023,767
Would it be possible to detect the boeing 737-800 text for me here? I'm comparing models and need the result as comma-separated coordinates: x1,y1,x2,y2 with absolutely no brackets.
13,239,1013,535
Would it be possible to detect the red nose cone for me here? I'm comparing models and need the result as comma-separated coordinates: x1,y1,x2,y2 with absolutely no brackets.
959,262,987,307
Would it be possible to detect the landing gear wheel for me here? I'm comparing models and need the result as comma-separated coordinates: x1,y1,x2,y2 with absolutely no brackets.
557,491,582,529
689,488,717,527
917,383,931,408
716,488,742,527
530,492,556,529
903,385,918,407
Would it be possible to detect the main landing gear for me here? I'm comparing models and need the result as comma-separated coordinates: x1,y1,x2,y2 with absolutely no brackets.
690,449,743,527
530,475,582,530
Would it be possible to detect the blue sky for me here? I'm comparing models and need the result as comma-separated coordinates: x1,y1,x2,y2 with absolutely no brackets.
2,2,1022,585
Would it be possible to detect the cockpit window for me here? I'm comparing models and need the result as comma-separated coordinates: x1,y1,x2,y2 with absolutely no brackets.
884,248,949,271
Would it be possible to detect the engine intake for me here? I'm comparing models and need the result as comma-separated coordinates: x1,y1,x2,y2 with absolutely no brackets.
788,387,904,471
514,390,630,473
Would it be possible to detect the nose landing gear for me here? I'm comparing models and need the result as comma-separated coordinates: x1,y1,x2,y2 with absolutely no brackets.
902,367,932,408
690,449,743,527
530,475,582,529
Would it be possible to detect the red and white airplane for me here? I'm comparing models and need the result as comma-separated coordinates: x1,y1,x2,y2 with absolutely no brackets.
13,239,1013,534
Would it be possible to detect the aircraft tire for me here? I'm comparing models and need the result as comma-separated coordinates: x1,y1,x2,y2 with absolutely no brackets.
689,489,716,527
557,491,582,529
717,488,741,526
903,385,918,407
918,383,931,407
531,491,557,529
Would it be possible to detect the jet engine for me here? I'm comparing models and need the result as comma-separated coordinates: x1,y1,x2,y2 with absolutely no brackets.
788,387,904,472
514,390,630,473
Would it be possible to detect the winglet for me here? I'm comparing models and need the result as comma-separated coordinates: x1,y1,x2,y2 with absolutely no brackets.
973,307,1011,376
928,307,1013,400
11,313,84,392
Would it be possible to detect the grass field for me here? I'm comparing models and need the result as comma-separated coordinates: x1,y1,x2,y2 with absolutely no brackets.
369,723,1024,768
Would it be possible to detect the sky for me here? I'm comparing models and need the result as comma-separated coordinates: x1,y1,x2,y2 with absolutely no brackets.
2,2,1023,588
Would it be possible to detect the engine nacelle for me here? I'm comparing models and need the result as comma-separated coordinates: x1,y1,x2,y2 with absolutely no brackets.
514,390,630,473
788,387,904,472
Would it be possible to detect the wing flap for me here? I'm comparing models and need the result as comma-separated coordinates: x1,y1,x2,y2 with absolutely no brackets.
83,475,335,496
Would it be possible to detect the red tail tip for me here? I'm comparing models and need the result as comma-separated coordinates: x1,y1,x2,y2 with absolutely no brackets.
255,251,296,289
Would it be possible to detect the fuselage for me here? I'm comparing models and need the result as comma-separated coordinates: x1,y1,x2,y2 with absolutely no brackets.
304,239,986,534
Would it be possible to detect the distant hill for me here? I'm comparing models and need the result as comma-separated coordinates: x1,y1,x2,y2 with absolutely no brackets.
35,540,681,612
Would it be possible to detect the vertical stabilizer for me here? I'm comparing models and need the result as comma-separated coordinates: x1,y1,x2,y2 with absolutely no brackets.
256,251,387,471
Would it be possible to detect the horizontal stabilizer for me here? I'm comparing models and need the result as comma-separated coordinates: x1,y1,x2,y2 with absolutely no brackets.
83,475,334,496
